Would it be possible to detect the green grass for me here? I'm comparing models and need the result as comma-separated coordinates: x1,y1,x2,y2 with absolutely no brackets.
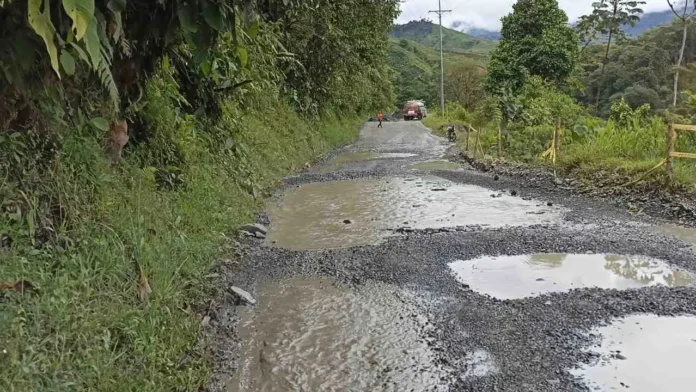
0,75,362,391
559,119,696,186
424,109,696,188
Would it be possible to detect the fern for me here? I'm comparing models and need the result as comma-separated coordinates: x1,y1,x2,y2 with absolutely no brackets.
97,57,119,108
25,0,121,110
79,7,120,109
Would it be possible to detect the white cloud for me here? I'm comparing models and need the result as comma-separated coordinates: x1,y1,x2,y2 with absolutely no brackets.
397,0,673,31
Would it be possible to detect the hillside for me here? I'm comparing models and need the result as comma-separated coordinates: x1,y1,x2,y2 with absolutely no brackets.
388,20,494,107
392,20,497,55
624,9,675,36
388,38,438,107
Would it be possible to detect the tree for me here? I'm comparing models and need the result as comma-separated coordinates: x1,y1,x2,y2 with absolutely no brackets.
583,0,646,111
261,0,400,113
667,0,696,107
446,63,485,110
484,0,577,137
485,0,578,93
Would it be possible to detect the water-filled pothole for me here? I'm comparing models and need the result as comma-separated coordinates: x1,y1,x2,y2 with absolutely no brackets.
658,224,696,251
319,152,418,172
226,277,451,392
266,177,561,250
410,160,462,171
572,314,696,391
448,254,693,300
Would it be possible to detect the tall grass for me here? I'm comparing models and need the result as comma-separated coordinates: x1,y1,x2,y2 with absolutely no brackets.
424,102,696,187
565,117,665,162
0,73,362,391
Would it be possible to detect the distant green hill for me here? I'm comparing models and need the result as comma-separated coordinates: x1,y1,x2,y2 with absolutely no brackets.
388,20,494,107
391,20,497,55
388,38,438,107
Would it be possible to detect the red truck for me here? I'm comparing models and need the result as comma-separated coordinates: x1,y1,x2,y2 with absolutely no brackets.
403,100,427,121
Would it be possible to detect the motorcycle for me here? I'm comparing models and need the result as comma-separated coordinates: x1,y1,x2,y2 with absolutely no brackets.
447,125,457,142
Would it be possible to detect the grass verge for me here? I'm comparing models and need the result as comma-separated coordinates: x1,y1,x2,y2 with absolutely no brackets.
0,75,362,391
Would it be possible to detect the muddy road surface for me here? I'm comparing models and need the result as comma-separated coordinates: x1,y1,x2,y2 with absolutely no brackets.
206,121,696,392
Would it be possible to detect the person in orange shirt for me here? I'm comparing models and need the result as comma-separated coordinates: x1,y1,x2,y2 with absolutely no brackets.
377,111,383,128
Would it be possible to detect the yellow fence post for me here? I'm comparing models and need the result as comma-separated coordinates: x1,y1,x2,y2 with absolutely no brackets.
474,127,481,160
497,128,502,158
555,118,562,154
465,125,470,153
666,123,676,180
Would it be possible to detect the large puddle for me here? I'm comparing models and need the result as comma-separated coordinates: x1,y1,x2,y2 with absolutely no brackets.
226,277,451,392
267,177,561,250
410,160,462,171
319,152,417,172
448,254,693,299
572,314,696,391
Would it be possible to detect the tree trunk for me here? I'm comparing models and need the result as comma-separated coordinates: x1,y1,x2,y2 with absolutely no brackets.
674,20,689,107
594,30,614,114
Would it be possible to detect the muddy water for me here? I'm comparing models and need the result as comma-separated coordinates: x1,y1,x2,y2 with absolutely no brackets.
267,176,561,250
658,224,696,250
572,314,696,391
448,254,693,299
410,160,462,171
226,277,450,392
319,152,417,172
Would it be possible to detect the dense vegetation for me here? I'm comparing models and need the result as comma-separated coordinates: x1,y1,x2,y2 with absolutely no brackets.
425,0,696,187
391,20,497,55
388,20,493,109
0,0,398,390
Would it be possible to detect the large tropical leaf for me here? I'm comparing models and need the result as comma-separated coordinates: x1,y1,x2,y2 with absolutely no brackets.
202,0,224,31
28,0,60,77
178,3,198,33
62,0,96,41
60,50,76,75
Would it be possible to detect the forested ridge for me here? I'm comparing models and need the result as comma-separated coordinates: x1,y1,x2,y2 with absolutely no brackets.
0,1,398,390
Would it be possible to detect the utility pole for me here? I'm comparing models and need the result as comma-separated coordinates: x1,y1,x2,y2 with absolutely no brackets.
429,0,451,117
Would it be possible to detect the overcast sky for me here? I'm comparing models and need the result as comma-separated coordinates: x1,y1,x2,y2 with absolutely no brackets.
397,0,674,31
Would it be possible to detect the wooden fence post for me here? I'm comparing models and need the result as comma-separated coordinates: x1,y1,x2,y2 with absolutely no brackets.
474,128,481,159
666,123,676,180
497,128,502,158
555,118,562,153
465,125,470,152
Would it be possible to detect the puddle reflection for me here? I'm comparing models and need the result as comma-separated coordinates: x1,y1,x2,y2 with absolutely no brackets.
449,254,693,299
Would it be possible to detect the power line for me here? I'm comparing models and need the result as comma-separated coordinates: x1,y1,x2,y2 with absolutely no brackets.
429,1,451,117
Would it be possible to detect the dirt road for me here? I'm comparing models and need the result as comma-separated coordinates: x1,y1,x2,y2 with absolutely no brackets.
207,121,696,392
